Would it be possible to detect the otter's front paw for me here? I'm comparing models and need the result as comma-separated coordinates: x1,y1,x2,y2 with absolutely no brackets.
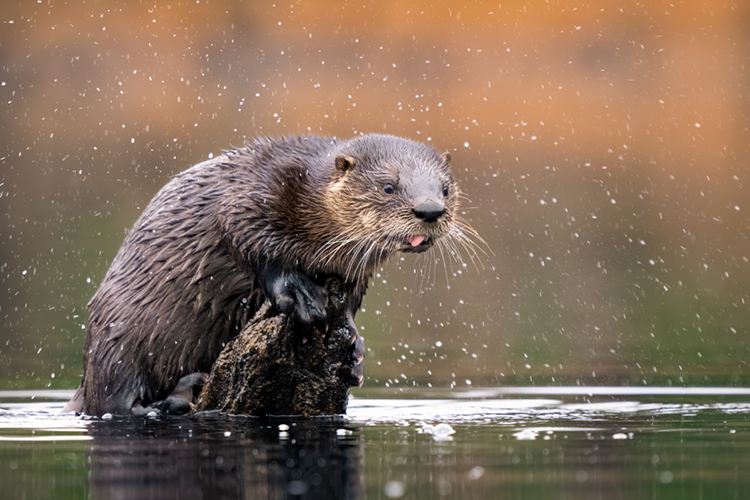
269,272,328,334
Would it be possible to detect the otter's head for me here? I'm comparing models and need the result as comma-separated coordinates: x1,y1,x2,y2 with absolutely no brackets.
322,135,467,279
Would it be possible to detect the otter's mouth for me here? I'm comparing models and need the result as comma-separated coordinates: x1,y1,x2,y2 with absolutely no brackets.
401,234,433,253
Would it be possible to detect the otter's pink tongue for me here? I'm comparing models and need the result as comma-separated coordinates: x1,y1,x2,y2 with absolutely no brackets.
407,235,425,247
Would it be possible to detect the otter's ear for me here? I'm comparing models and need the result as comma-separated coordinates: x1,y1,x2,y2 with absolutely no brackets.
335,155,356,174
442,152,452,165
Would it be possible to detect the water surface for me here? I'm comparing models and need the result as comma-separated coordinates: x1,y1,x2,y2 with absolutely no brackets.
2,387,749,499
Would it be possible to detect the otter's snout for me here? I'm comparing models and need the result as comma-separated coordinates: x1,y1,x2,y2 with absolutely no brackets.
413,200,446,223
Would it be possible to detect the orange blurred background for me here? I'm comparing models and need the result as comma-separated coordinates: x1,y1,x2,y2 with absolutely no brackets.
1,0,749,390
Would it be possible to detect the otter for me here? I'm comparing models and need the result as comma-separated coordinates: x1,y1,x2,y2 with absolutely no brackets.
64,134,476,416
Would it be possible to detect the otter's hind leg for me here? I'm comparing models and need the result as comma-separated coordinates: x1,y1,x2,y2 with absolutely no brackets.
132,372,209,416
168,372,210,402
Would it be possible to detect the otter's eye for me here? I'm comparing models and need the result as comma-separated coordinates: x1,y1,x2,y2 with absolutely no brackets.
442,185,449,197
383,183,395,195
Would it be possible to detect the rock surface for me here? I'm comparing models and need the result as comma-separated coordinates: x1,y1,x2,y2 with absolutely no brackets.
193,277,356,416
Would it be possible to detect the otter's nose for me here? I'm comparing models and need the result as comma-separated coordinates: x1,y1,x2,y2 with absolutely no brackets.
413,201,446,223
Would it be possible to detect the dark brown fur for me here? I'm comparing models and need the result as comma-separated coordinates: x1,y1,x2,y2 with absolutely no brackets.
65,134,477,416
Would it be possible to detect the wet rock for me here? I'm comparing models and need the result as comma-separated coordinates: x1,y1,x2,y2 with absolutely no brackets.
193,277,358,416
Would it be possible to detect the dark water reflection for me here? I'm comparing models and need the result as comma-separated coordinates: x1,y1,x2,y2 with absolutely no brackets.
86,414,362,499
2,389,750,499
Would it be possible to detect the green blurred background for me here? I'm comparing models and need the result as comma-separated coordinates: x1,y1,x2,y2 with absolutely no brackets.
1,0,748,391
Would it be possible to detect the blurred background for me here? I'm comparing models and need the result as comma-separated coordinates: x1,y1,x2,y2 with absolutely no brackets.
1,0,748,391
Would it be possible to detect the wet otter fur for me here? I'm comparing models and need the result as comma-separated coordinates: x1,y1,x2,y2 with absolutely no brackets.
65,134,478,416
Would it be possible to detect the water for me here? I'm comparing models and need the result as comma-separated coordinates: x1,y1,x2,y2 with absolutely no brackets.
2,388,750,499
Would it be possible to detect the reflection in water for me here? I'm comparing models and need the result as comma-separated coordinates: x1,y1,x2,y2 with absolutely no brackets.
85,414,363,499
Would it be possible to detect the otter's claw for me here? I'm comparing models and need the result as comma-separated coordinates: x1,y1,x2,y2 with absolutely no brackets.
347,311,365,387
349,334,365,387
269,271,328,335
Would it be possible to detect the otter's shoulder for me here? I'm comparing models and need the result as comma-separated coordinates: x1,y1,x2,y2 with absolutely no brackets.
226,135,340,167
252,135,340,155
